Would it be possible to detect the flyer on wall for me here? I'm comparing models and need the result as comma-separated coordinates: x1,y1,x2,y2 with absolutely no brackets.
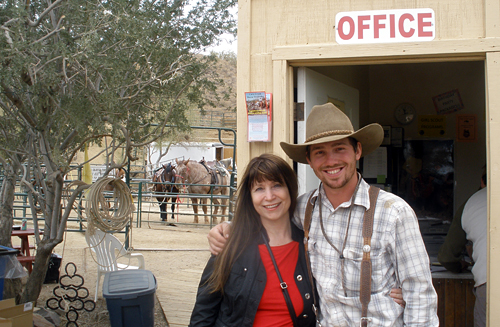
245,91,272,142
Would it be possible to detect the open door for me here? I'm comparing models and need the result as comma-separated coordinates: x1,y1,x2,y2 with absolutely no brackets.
296,67,360,194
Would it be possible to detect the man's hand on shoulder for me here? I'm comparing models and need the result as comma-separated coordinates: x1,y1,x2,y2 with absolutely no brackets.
208,221,231,255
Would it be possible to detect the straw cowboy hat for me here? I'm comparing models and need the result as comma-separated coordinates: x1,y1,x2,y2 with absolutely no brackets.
280,103,384,164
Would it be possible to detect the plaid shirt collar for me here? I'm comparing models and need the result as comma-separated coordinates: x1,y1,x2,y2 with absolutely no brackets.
311,173,372,213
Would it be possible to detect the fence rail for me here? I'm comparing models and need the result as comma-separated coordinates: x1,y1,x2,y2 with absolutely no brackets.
11,177,237,232
7,125,237,231
190,112,237,129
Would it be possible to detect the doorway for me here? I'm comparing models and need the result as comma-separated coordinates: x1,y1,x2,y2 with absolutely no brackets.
295,60,486,219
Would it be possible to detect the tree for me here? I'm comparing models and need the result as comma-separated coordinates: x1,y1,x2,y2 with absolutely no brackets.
0,0,236,303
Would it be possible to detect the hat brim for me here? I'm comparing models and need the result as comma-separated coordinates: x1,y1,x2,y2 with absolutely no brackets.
280,124,384,164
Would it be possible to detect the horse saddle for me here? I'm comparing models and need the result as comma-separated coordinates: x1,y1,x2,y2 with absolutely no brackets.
199,160,224,186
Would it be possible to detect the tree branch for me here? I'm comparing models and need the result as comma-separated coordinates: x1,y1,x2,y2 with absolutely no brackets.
66,134,113,163
56,183,89,240
128,78,193,149
29,16,65,45
0,83,36,127
27,0,67,27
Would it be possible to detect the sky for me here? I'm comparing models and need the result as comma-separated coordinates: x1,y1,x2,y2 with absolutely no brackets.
206,33,237,54
202,5,238,54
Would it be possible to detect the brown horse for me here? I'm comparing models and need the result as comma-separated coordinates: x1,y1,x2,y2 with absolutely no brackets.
152,163,178,221
174,159,230,224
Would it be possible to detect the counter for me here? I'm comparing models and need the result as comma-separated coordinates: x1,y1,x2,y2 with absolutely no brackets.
432,271,475,327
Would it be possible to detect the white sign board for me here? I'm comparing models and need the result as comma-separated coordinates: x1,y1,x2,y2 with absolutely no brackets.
335,8,435,44
91,165,107,182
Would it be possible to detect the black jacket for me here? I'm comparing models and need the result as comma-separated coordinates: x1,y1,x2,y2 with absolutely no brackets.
189,224,318,327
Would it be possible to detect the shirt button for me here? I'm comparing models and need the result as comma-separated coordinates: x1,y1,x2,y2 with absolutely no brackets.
296,275,303,281
305,293,310,299
244,268,247,271
302,314,308,318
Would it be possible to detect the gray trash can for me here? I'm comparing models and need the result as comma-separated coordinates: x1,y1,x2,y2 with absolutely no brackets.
103,270,157,327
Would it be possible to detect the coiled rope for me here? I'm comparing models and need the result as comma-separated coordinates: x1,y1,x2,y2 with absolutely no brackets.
85,177,135,233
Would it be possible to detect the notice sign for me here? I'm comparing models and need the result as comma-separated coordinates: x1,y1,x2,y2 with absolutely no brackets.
245,91,272,142
418,115,446,137
432,89,464,114
456,114,477,142
335,8,435,44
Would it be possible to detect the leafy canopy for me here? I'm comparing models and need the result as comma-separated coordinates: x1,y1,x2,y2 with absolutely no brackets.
0,0,237,170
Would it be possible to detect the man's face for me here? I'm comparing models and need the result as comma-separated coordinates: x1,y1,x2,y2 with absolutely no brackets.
306,138,361,192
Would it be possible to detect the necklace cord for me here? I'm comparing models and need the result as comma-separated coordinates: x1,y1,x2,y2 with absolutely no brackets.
318,176,362,296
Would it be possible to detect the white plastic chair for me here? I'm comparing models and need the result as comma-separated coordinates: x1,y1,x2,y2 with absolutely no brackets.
85,229,145,302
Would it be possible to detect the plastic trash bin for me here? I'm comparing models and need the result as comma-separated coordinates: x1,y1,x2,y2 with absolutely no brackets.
103,270,157,327
0,246,21,301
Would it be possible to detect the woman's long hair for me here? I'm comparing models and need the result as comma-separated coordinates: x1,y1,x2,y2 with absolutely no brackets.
208,153,298,293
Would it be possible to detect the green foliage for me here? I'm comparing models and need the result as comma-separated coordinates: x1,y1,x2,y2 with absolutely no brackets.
0,0,237,169
0,0,237,303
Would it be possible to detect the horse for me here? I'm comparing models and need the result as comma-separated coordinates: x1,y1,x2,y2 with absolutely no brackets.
174,159,230,224
151,163,179,221
217,157,234,172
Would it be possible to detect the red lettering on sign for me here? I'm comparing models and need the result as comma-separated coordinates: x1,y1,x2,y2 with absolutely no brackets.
418,13,432,37
358,15,370,39
338,16,355,40
390,14,396,38
335,9,435,43
373,14,386,38
399,13,415,38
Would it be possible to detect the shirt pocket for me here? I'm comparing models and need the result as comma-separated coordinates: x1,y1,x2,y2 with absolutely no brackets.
223,261,249,299
342,246,388,296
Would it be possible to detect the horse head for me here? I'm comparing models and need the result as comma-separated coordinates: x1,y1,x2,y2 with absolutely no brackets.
163,163,177,186
174,159,190,190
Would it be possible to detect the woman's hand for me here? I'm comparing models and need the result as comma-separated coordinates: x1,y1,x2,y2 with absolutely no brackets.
207,222,231,255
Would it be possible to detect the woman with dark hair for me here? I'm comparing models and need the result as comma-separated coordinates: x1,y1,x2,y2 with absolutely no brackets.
189,153,317,327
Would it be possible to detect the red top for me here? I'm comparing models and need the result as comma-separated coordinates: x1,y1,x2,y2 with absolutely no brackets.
253,241,303,327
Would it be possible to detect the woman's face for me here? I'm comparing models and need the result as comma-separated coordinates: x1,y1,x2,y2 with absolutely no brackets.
251,179,291,224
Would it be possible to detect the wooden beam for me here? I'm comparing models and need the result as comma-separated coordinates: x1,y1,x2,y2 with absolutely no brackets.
485,51,500,326
272,38,500,64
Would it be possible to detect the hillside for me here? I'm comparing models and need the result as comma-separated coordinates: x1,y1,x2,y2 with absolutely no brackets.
187,52,237,143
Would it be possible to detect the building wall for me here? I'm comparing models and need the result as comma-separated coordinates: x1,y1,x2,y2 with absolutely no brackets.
238,0,500,324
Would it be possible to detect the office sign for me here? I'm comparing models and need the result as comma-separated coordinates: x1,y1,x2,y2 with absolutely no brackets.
335,8,435,44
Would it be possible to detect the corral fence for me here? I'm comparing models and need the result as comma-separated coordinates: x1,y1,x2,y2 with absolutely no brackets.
10,178,236,231
6,126,237,231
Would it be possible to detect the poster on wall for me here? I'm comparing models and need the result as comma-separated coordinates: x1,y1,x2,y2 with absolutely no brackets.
245,91,272,142
418,115,446,137
456,114,477,142
432,89,464,114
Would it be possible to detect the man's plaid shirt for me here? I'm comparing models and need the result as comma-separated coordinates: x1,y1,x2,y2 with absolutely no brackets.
293,178,438,326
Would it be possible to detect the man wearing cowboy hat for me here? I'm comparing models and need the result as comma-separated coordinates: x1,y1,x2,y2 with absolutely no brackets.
209,103,438,326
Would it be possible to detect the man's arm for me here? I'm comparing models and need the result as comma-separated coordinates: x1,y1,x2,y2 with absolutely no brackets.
207,222,231,255
437,202,469,273
393,205,439,326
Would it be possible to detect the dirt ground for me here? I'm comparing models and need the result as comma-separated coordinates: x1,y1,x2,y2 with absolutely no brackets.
30,211,214,327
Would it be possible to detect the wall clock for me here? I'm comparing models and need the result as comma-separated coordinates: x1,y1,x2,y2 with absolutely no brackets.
394,103,416,125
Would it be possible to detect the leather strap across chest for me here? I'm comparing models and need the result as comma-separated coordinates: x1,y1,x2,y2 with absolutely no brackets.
303,186,380,327
360,186,379,327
